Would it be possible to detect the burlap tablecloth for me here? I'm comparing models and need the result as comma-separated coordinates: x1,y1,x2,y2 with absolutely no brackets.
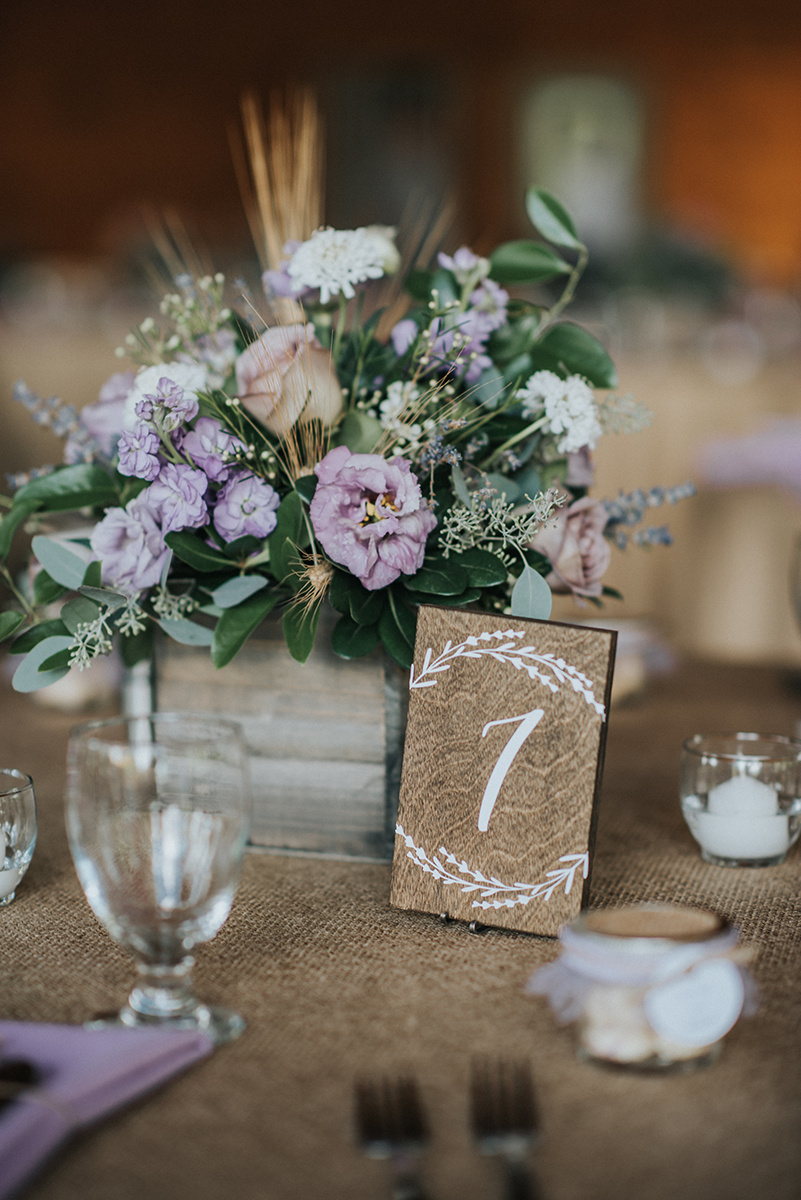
2,660,800,1200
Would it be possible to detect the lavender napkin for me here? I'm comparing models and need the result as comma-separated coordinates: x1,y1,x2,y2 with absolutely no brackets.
0,1020,214,1198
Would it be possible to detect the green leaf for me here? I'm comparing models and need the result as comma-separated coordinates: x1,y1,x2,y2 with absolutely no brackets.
39,647,73,672
510,565,553,620
470,366,507,408
61,596,101,634
403,587,481,608
165,531,233,573
338,410,383,454
328,569,353,615
533,323,618,388
331,614,380,659
211,575,268,609
511,465,542,499
450,463,473,508
378,594,418,669
404,558,468,596
13,464,119,512
211,589,282,668
525,187,584,250
268,491,304,584
82,559,102,588
220,534,263,560
119,624,153,668
294,474,318,503
12,635,74,692
33,570,66,607
404,268,435,302
488,241,572,285
158,617,215,646
31,536,91,590
10,618,69,653
349,586,385,626
282,601,321,664
482,473,521,503
0,501,37,561
457,548,509,588
0,611,25,642
79,585,128,612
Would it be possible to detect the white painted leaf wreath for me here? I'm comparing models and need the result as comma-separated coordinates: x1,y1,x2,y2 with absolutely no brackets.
409,628,606,719
396,824,589,910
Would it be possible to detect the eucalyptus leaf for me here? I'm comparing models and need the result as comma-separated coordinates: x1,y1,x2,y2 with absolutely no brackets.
294,474,317,503
338,410,383,454
158,617,215,646
488,241,571,285
331,614,380,659
165,531,232,573
0,611,25,642
525,187,584,250
39,647,73,672
282,601,321,664
61,596,101,635
450,463,473,508
211,590,282,668
12,635,74,693
470,366,507,408
79,585,128,612
211,575,268,609
31,536,92,590
378,595,417,669
510,565,553,620
82,559,102,589
482,473,521,503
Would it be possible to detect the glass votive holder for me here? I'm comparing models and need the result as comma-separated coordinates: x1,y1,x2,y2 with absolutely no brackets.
681,733,801,867
0,770,37,905
527,904,754,1071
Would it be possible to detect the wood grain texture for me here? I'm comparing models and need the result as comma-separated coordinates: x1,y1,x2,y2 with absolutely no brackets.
390,606,616,935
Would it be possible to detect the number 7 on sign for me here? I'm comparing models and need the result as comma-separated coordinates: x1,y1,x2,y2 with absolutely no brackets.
478,708,545,832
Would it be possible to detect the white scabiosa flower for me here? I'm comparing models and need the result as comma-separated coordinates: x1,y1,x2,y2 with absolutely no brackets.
518,369,602,454
287,227,390,303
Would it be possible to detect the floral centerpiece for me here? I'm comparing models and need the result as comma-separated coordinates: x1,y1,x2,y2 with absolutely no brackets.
0,184,692,693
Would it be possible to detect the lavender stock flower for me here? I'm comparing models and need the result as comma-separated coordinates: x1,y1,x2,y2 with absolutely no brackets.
212,470,280,542
146,463,209,533
117,424,162,481
310,446,437,590
178,417,244,483
90,495,169,592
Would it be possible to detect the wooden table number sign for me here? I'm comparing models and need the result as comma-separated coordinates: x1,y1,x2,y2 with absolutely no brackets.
390,607,617,936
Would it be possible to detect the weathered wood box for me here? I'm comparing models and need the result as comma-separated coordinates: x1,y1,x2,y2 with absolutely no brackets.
153,609,407,861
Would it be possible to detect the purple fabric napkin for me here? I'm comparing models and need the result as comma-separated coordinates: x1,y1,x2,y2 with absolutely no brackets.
0,1020,214,1198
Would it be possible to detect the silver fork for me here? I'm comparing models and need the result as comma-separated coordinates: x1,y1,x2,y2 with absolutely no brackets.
354,1074,430,1200
470,1057,543,1200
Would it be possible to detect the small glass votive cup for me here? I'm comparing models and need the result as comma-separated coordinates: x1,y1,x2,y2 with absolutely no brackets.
0,770,37,905
681,733,801,867
527,904,752,1071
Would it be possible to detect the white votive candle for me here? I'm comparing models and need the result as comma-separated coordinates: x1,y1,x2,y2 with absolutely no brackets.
0,862,21,898
695,774,788,860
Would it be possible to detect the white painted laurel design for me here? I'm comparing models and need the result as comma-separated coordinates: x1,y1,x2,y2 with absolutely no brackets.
409,629,606,719
396,823,590,911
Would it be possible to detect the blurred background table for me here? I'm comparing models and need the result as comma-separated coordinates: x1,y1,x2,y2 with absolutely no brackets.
2,657,800,1200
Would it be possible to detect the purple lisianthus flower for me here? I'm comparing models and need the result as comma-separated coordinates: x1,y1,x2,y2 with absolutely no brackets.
136,377,199,433
310,446,437,591
212,470,280,543
117,423,162,481
90,495,168,592
177,417,244,484
146,462,208,533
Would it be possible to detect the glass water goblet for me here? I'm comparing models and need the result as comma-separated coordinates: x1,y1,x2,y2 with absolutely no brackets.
0,770,37,905
65,713,251,1045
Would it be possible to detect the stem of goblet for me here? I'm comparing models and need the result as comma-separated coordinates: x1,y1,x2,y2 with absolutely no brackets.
127,957,199,1021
